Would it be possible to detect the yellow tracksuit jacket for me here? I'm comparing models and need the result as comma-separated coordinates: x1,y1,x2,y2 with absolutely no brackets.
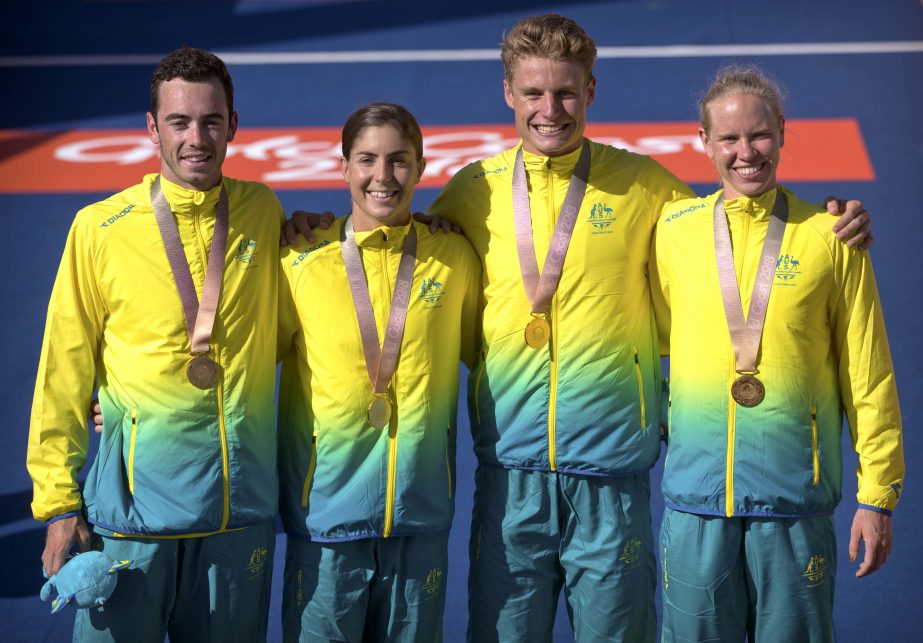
28,174,284,535
429,139,692,475
277,218,481,541
654,187,903,517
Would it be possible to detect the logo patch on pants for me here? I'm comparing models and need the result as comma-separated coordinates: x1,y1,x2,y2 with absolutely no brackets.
423,568,444,599
619,538,642,567
802,554,827,588
246,546,270,578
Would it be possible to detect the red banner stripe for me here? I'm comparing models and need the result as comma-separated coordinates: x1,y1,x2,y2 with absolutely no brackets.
0,120,873,194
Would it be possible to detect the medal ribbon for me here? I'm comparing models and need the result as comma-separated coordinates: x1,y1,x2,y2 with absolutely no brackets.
713,190,788,373
512,140,591,315
340,216,417,398
150,176,228,357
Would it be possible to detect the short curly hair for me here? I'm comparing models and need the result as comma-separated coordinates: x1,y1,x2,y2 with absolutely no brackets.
501,14,597,84
150,46,234,119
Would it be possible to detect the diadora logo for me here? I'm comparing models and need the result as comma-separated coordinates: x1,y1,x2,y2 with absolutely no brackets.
664,202,705,223
802,554,827,588
891,482,902,499
423,568,444,599
419,277,444,308
587,202,615,233
472,166,508,179
236,238,258,268
619,538,642,567
99,204,135,228
246,546,270,579
775,254,803,286
291,239,331,266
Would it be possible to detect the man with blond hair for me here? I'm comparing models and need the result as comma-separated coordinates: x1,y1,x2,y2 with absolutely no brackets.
284,13,871,640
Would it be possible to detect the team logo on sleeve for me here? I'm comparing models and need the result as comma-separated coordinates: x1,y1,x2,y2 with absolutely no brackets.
98,204,135,228
291,239,331,266
419,277,444,308
663,202,705,223
587,202,615,233
775,254,803,286
472,166,508,179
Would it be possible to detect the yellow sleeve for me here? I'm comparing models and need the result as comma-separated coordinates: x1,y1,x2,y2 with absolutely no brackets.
459,243,483,370
832,247,904,512
28,214,105,521
426,161,488,230
650,215,672,357
277,256,298,363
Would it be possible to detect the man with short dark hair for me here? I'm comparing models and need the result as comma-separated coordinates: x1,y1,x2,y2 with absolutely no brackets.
28,46,284,641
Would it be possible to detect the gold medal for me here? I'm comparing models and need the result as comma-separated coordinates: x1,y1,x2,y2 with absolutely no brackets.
187,354,219,389
368,395,392,429
525,317,551,349
731,374,765,407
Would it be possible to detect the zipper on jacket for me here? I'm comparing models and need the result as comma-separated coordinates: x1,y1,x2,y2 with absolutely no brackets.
725,380,737,517
667,385,672,440
810,406,820,486
735,200,751,284
724,199,753,518
381,237,399,538
301,434,317,507
633,348,646,428
548,293,558,471
383,378,399,538
547,162,558,472
445,427,453,499
127,408,138,494
195,203,231,530
472,351,486,427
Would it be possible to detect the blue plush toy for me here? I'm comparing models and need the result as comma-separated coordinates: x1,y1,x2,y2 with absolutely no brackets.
40,551,132,614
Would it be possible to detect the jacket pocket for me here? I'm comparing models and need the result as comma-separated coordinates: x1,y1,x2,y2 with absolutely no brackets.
633,347,646,428
810,406,820,486
445,427,453,499
472,352,487,427
301,433,317,508
127,408,138,495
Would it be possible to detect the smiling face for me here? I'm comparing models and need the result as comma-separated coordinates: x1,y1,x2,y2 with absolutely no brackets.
146,77,237,191
341,124,425,231
699,93,784,200
504,55,596,157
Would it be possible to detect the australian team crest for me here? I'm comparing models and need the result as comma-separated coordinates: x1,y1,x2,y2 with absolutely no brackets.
236,238,258,268
420,278,444,307
775,254,802,285
802,554,827,588
587,202,615,233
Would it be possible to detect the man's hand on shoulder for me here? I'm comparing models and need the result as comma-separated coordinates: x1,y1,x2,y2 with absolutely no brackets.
827,197,873,250
280,211,335,247
413,212,464,235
